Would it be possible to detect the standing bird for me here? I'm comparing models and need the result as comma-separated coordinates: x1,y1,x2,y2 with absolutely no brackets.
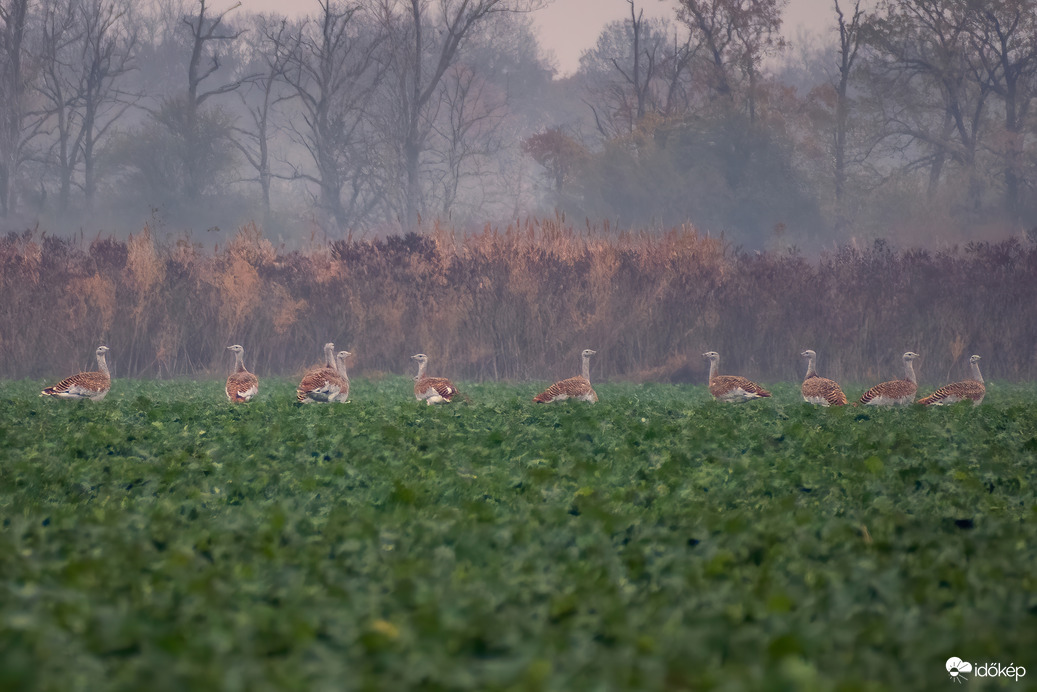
702,351,771,402
225,345,259,403
918,354,985,405
297,342,349,403
533,349,598,403
800,349,847,406
41,345,111,401
332,350,352,402
858,351,919,406
411,353,458,405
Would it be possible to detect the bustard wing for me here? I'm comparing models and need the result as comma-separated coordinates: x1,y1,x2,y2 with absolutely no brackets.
533,376,596,403
297,368,344,403
226,371,259,402
415,376,457,401
918,379,985,405
332,378,350,402
709,375,771,399
801,375,847,406
858,379,917,405
42,371,111,399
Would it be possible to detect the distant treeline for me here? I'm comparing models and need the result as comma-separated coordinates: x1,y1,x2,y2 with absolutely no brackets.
2,219,1034,384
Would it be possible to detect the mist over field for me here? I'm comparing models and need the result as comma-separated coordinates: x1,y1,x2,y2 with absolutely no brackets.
2,0,1037,380
0,0,1034,248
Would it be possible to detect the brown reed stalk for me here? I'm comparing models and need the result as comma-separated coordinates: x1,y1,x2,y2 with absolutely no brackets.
1,224,1034,383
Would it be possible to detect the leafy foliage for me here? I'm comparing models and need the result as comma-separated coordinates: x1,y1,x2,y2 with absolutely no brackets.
1,378,1035,690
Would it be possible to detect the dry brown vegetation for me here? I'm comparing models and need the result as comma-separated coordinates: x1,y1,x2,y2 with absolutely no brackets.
2,219,1034,384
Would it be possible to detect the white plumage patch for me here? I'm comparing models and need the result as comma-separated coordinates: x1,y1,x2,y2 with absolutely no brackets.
51,384,109,401
716,387,763,403
861,394,912,406
926,395,963,405
234,384,258,401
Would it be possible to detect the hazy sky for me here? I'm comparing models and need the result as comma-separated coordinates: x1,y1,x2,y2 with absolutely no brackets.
244,0,837,76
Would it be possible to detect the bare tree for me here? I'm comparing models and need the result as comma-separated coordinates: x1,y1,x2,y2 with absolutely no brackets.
79,0,138,205
580,3,678,137
966,0,1037,221
378,0,547,231
675,0,787,122
831,0,864,203
427,61,508,218
861,0,991,203
280,0,386,229
658,29,696,117
37,0,79,211
173,0,253,203
0,0,32,215
36,0,138,211
618,0,656,123
231,14,292,218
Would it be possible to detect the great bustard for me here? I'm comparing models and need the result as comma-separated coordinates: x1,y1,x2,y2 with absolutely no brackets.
332,350,351,402
918,354,985,405
297,342,350,403
800,349,847,406
533,349,598,403
858,351,919,406
41,345,111,401
411,353,458,404
225,345,259,403
702,351,771,402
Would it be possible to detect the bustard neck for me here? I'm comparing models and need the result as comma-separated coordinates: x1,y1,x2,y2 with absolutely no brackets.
415,360,427,379
904,358,917,384
582,354,592,381
707,358,718,382
235,350,246,373
970,360,984,383
323,344,335,368
804,355,817,380
97,352,110,376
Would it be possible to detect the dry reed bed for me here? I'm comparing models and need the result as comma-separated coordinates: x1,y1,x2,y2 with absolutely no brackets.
1,219,1034,384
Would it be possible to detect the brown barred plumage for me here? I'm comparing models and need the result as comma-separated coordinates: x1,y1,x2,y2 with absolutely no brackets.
918,355,985,406
41,346,111,401
534,349,598,403
800,350,847,406
858,351,919,406
297,343,350,403
533,376,597,403
411,354,458,404
225,345,258,403
702,351,770,402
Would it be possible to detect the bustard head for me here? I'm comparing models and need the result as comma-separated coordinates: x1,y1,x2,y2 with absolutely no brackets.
801,349,817,359
969,354,981,364
336,350,352,362
702,351,720,362
903,351,919,361
227,344,244,355
96,345,110,356
581,349,597,358
323,342,335,351
411,353,429,365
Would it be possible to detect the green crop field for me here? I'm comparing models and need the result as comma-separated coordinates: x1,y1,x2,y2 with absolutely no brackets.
1,378,1035,691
